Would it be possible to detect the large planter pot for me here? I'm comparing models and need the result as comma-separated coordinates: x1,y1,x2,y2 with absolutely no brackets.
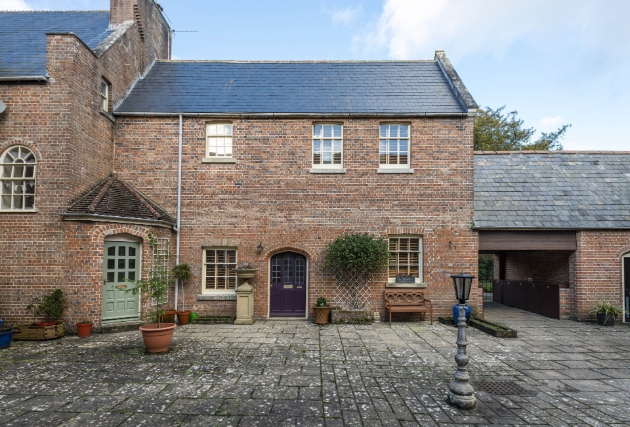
139,323,176,353
76,322,93,338
162,310,176,323
0,328,13,349
177,311,192,325
233,269,259,280
596,313,616,326
13,322,65,341
313,306,331,325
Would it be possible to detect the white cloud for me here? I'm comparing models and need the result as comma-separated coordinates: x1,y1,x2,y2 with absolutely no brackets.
537,116,563,132
0,0,31,10
355,0,630,61
329,5,362,27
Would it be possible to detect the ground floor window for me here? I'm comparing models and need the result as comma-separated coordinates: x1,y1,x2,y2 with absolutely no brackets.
389,236,422,284
203,248,237,292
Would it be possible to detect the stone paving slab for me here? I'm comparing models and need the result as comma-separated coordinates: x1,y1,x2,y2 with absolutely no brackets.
0,303,629,426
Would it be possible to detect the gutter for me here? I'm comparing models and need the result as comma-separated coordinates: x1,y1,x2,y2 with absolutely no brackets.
113,111,474,118
174,115,183,312
61,212,175,228
0,75,48,82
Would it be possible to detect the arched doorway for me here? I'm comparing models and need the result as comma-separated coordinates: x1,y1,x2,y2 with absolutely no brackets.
103,234,142,321
270,252,307,317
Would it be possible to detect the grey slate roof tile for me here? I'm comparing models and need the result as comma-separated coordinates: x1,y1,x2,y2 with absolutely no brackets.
474,152,630,229
115,61,468,115
0,11,112,78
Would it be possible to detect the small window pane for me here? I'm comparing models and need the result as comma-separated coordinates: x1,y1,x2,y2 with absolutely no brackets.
8,148,19,159
118,259,125,269
129,247,136,257
13,196,22,209
107,259,115,269
313,153,321,164
333,125,342,137
25,154,35,163
225,124,233,135
380,126,387,138
390,125,399,138
25,166,34,178
26,181,35,194
313,140,321,152
323,152,332,164
13,166,23,178
128,272,136,280
333,140,341,152
400,125,409,138
1,195,11,209
323,125,332,138
2,181,10,194
108,246,116,256
323,140,331,151
107,272,115,282
118,272,125,282
24,195,34,209
1,166,11,177
208,125,217,135
118,246,126,256
314,125,322,137
129,259,136,269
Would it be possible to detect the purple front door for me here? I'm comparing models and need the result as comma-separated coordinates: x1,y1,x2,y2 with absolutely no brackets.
270,252,307,317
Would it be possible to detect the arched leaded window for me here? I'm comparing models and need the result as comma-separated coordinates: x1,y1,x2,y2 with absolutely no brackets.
1,146,36,211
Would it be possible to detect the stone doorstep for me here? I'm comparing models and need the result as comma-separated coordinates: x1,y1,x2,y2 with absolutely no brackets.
97,320,144,334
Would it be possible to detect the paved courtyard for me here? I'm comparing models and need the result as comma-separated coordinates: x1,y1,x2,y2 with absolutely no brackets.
1,303,630,426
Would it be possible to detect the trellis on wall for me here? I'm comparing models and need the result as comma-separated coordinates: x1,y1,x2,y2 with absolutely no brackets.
150,236,171,305
329,267,372,311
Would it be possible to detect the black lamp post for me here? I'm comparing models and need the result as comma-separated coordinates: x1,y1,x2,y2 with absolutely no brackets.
447,273,476,410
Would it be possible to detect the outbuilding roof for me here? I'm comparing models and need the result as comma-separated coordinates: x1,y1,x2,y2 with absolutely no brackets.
0,11,113,79
63,175,175,227
474,152,630,230
115,58,475,115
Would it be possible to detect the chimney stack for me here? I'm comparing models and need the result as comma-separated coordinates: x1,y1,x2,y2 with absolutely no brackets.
110,0,137,26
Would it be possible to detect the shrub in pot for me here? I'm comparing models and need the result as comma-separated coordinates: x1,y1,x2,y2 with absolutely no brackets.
172,263,192,325
0,326,13,349
26,289,66,327
591,301,623,326
313,296,331,325
127,261,175,353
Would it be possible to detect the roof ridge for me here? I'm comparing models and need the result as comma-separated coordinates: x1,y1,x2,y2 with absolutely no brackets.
155,59,436,64
474,150,630,155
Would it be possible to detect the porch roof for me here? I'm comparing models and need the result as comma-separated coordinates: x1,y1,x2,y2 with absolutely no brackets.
474,151,630,229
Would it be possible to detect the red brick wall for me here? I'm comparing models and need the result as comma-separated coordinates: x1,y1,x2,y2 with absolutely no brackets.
114,116,480,320
0,8,170,327
503,251,572,283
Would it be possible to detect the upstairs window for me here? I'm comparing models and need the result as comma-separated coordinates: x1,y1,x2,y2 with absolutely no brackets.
312,124,343,168
389,236,422,284
1,146,36,211
100,79,110,112
206,123,233,158
380,124,410,168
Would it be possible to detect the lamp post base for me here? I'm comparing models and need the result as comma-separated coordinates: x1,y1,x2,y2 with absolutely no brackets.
447,303,477,410
447,385,477,409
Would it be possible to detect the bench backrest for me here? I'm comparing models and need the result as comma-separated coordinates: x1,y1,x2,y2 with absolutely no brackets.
384,290,427,306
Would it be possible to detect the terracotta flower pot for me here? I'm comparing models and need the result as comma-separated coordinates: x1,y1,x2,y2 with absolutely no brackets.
313,306,331,325
139,323,176,353
177,311,192,325
162,310,176,323
76,322,93,338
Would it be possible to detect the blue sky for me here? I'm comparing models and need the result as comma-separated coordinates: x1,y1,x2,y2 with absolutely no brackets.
3,0,629,151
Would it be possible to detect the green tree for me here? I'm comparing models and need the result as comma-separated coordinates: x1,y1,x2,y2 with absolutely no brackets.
474,106,570,151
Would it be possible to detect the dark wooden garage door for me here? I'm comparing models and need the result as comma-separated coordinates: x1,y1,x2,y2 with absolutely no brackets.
493,279,563,319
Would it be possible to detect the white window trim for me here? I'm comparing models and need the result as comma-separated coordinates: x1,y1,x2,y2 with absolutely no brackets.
312,123,344,169
379,123,411,169
206,123,234,160
100,80,109,112
0,145,37,212
387,235,424,286
201,247,238,295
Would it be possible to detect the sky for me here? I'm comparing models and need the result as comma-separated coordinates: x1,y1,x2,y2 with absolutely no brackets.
2,0,629,151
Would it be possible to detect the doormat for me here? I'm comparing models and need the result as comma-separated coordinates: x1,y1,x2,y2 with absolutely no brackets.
475,381,537,396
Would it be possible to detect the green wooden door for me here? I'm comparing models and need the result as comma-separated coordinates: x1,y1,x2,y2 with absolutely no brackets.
103,241,140,320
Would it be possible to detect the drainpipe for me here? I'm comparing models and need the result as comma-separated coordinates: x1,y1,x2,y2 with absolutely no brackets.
174,115,183,312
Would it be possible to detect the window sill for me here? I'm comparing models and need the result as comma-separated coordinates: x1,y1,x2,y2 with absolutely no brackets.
0,209,39,214
309,168,346,174
100,109,115,123
377,168,414,174
386,282,428,289
202,157,237,164
197,293,237,301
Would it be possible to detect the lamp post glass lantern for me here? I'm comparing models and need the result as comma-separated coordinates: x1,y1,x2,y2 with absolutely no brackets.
447,273,476,410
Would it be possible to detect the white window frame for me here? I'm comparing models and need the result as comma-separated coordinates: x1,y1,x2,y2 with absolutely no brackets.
100,79,109,112
1,146,36,211
206,123,234,159
379,123,410,169
312,123,343,169
201,247,238,295
388,235,423,286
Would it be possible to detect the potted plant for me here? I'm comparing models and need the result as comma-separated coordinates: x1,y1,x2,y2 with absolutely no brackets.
0,324,13,349
395,273,416,284
323,233,389,321
233,262,259,288
26,289,66,327
313,296,331,325
76,319,93,338
127,263,176,353
173,263,192,325
592,301,623,326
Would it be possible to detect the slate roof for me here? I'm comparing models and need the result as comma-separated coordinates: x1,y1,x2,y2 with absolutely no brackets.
63,175,175,226
0,11,113,78
115,60,470,115
474,152,630,229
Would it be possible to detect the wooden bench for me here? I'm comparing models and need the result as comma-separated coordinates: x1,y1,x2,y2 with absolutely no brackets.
384,289,433,326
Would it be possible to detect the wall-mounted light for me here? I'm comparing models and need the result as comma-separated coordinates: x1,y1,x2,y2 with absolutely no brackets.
257,242,263,252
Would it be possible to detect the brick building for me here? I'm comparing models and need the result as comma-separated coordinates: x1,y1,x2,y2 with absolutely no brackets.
475,152,630,321
4,2,625,331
